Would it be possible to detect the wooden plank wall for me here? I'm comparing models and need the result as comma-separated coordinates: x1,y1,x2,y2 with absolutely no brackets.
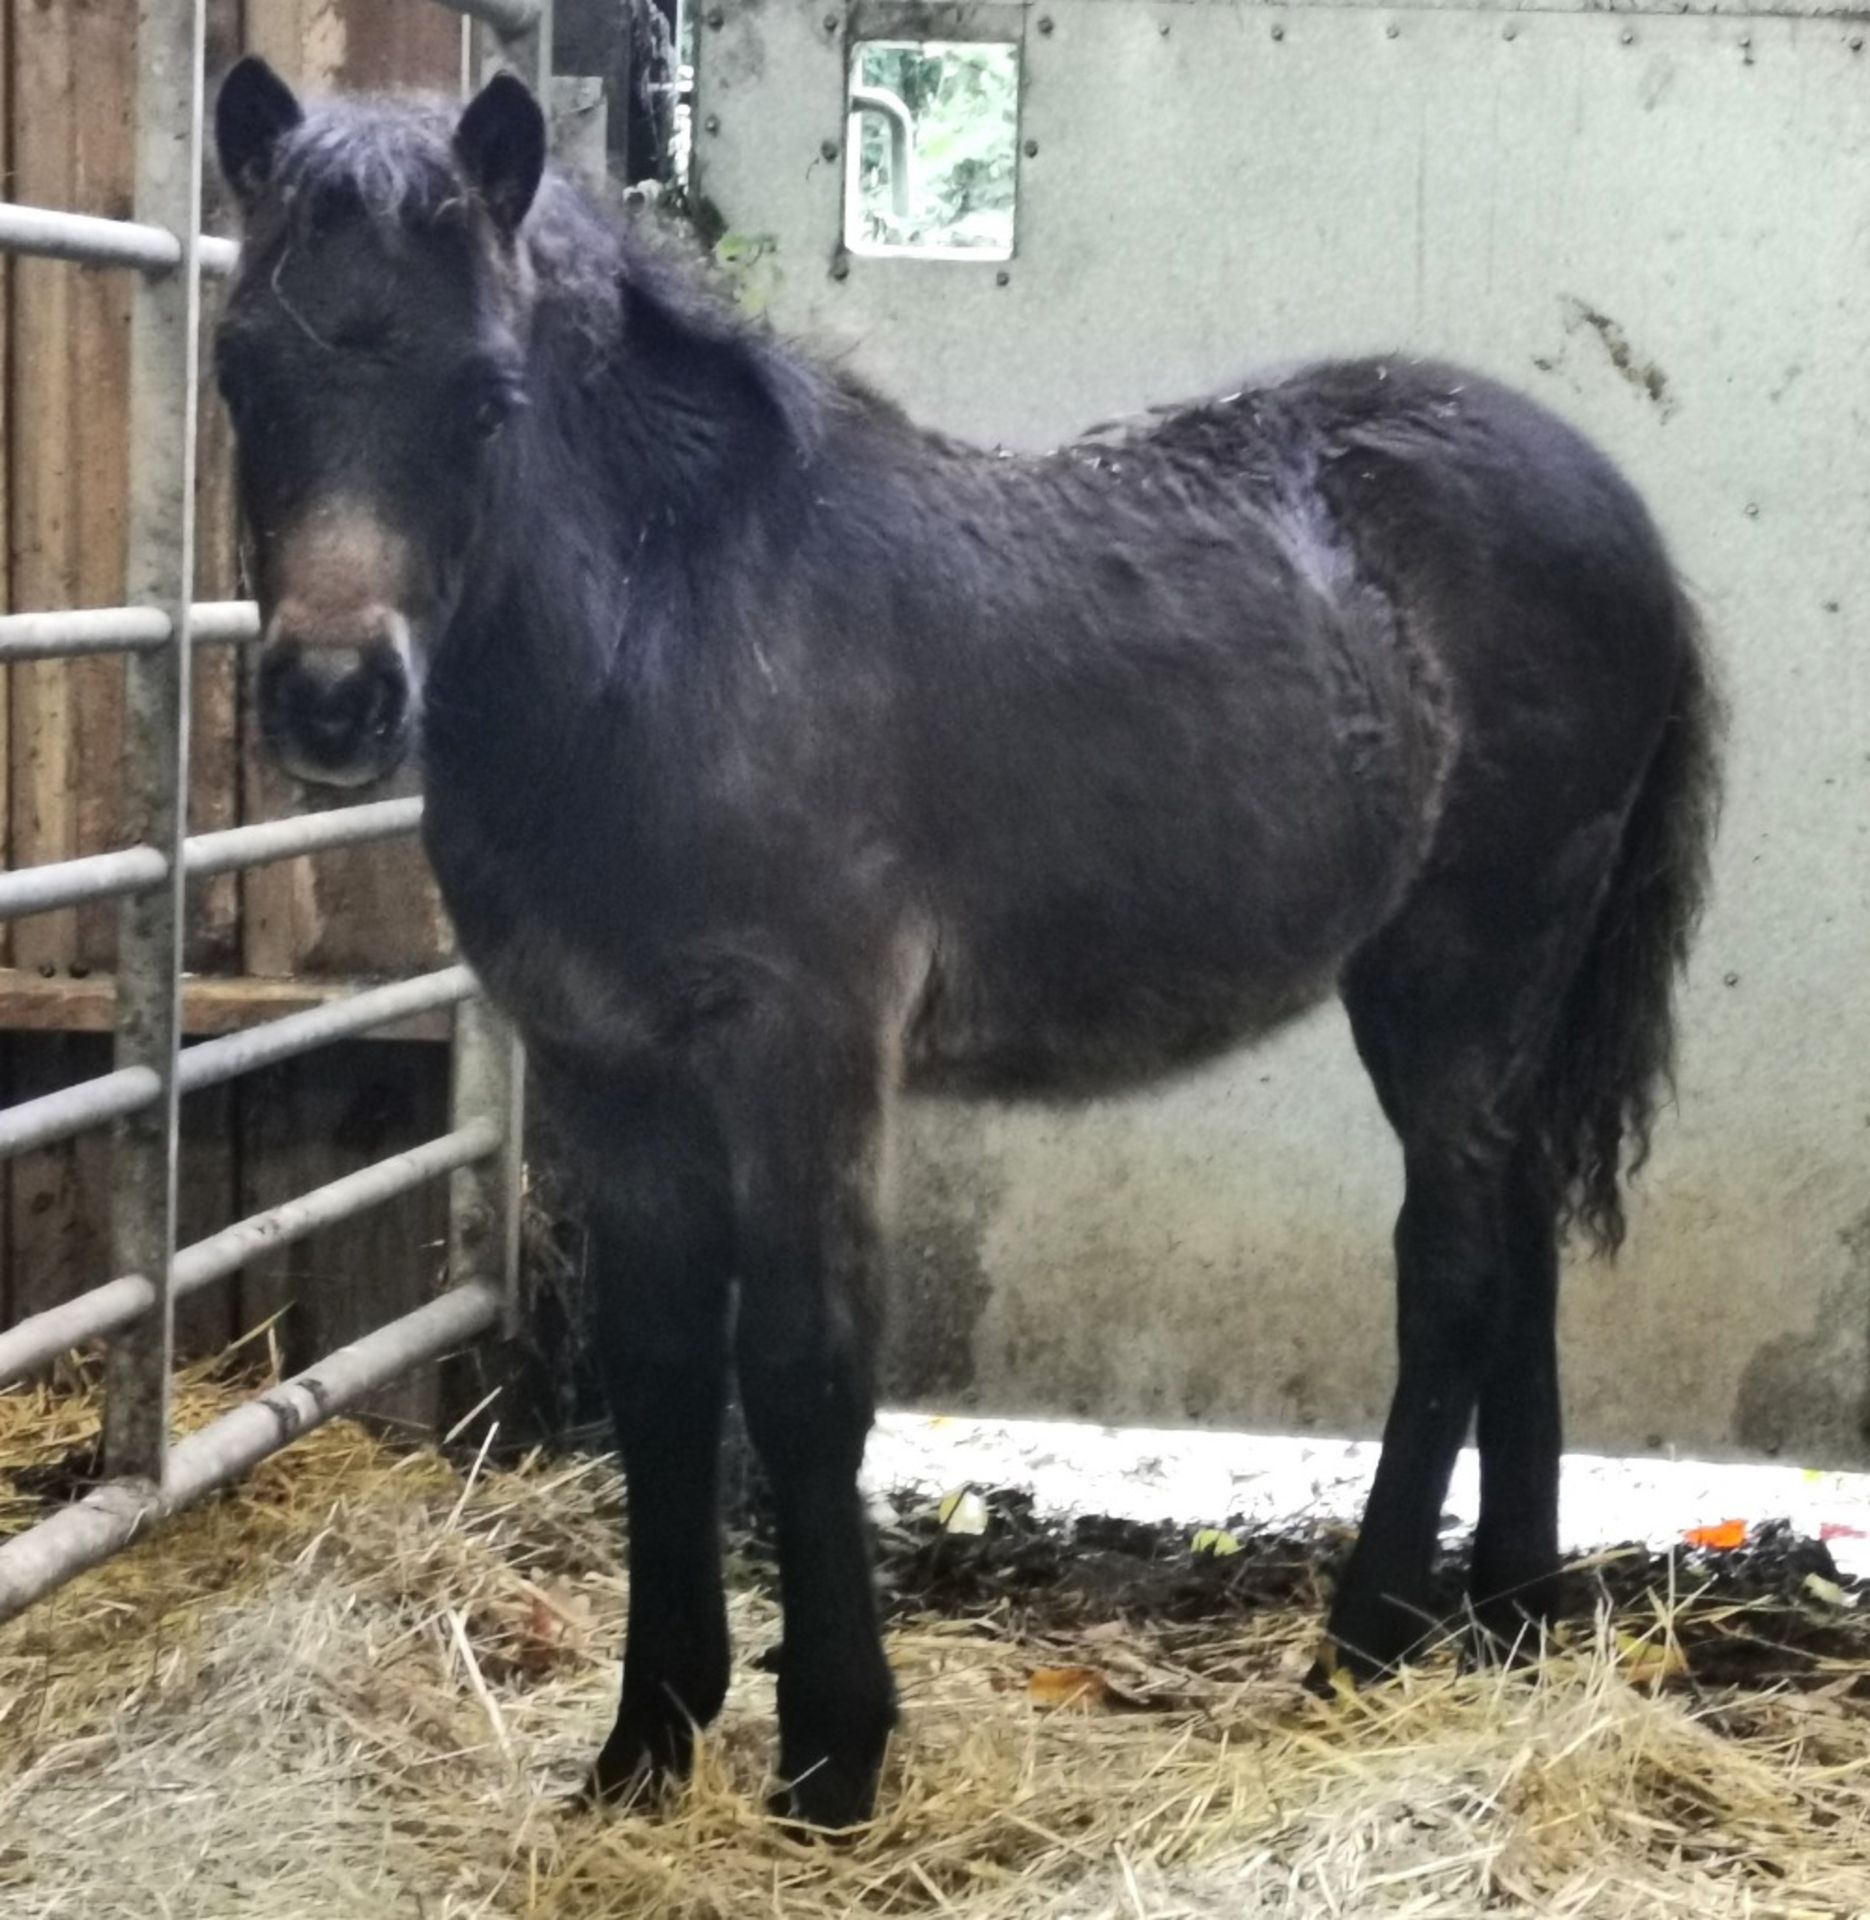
1,0,467,1421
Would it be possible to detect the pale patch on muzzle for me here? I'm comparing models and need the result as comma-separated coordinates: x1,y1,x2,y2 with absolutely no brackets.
256,504,421,788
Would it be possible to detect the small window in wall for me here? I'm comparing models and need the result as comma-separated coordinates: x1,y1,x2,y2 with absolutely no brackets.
845,42,1019,260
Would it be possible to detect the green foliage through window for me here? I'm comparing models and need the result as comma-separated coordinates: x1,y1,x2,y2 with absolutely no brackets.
848,42,1018,256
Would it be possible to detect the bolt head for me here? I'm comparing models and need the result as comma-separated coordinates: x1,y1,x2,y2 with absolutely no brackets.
995,268,1011,286
820,137,839,161
1023,137,1039,157
1271,21,1285,38
1037,13,1054,30
703,113,720,133
705,6,723,25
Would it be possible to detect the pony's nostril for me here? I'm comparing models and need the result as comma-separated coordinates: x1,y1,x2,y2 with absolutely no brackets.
260,638,409,768
357,655,409,737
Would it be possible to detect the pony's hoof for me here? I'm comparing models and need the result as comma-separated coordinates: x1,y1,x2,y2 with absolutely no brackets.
574,1759,672,1817
1303,1626,1407,1700
767,1756,882,1837
580,1716,694,1815
1463,1602,1562,1672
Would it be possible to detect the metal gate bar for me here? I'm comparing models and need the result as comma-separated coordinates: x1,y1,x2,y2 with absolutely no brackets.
0,0,549,1622
0,203,237,277
0,795,425,919
0,1280,504,1615
0,1122,500,1389
0,602,258,660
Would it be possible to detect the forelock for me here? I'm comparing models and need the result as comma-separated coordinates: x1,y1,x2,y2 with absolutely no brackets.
266,94,466,231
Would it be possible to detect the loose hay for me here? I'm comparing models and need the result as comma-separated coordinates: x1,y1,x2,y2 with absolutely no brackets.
2,1362,1869,1918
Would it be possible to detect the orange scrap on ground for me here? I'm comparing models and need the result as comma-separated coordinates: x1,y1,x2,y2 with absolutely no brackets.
1684,1520,1749,1551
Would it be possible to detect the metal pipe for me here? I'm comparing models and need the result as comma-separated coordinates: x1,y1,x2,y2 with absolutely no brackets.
0,1282,504,1621
447,998,526,1336
0,607,169,659
187,600,260,642
0,1122,501,1389
176,967,479,1094
0,203,236,278
0,1067,162,1162
849,86,916,225
0,796,418,925
182,797,423,879
105,0,208,1481
0,601,257,661
0,847,170,922
172,1119,501,1293
0,201,189,272
441,0,543,33
0,1277,159,1393
472,0,552,100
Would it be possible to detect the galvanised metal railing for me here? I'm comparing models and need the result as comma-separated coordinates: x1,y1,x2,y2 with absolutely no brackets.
0,0,550,1619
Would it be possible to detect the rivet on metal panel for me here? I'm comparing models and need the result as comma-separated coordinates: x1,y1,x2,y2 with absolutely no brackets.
823,10,839,27
1023,137,1039,157
821,137,840,161
1853,33,1865,50
831,252,851,280
1158,20,1170,34
1270,22,1285,40
1502,21,1518,40
1744,502,1760,518
1620,26,1635,43
705,6,723,24
1037,13,1053,32
704,114,721,133
995,268,1010,286
1384,21,1399,38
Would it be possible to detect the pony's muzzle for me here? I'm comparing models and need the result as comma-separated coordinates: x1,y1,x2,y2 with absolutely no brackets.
258,603,413,788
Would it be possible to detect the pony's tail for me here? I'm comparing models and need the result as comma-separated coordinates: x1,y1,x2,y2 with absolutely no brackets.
1538,591,1725,1254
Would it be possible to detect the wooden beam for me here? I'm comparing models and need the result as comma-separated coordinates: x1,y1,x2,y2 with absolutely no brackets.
0,969,452,1042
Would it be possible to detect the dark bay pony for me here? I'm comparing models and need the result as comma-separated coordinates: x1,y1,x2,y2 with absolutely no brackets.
212,61,1722,1828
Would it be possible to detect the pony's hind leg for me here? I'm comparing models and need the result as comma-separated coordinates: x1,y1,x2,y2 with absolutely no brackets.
564,1073,738,1807
1321,894,1582,1680
1469,1141,1565,1656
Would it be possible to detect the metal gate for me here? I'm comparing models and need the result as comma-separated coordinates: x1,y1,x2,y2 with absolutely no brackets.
0,0,548,1616
694,0,1870,1465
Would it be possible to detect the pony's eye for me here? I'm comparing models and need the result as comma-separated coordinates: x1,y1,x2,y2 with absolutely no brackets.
471,389,520,440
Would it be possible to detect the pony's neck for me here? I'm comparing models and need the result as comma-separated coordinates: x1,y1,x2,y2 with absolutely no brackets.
426,205,820,802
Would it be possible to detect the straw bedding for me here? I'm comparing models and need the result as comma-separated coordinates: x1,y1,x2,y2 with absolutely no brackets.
2,1358,1868,1919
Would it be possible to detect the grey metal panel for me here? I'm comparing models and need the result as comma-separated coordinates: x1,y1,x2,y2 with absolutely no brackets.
697,0,1870,1462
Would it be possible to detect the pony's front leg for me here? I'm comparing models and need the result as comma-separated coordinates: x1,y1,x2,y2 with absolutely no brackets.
577,1085,738,1806
720,1030,897,1830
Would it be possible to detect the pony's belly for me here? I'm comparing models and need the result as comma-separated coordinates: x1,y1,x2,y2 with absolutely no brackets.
908,946,1340,1099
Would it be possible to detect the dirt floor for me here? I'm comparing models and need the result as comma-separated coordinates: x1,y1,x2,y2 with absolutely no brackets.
3,1361,1870,1918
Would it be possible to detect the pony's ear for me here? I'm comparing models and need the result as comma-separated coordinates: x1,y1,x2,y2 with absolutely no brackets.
215,56,303,210
454,73,546,239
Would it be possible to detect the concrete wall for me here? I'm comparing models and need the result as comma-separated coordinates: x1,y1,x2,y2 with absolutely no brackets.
693,0,1870,1462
